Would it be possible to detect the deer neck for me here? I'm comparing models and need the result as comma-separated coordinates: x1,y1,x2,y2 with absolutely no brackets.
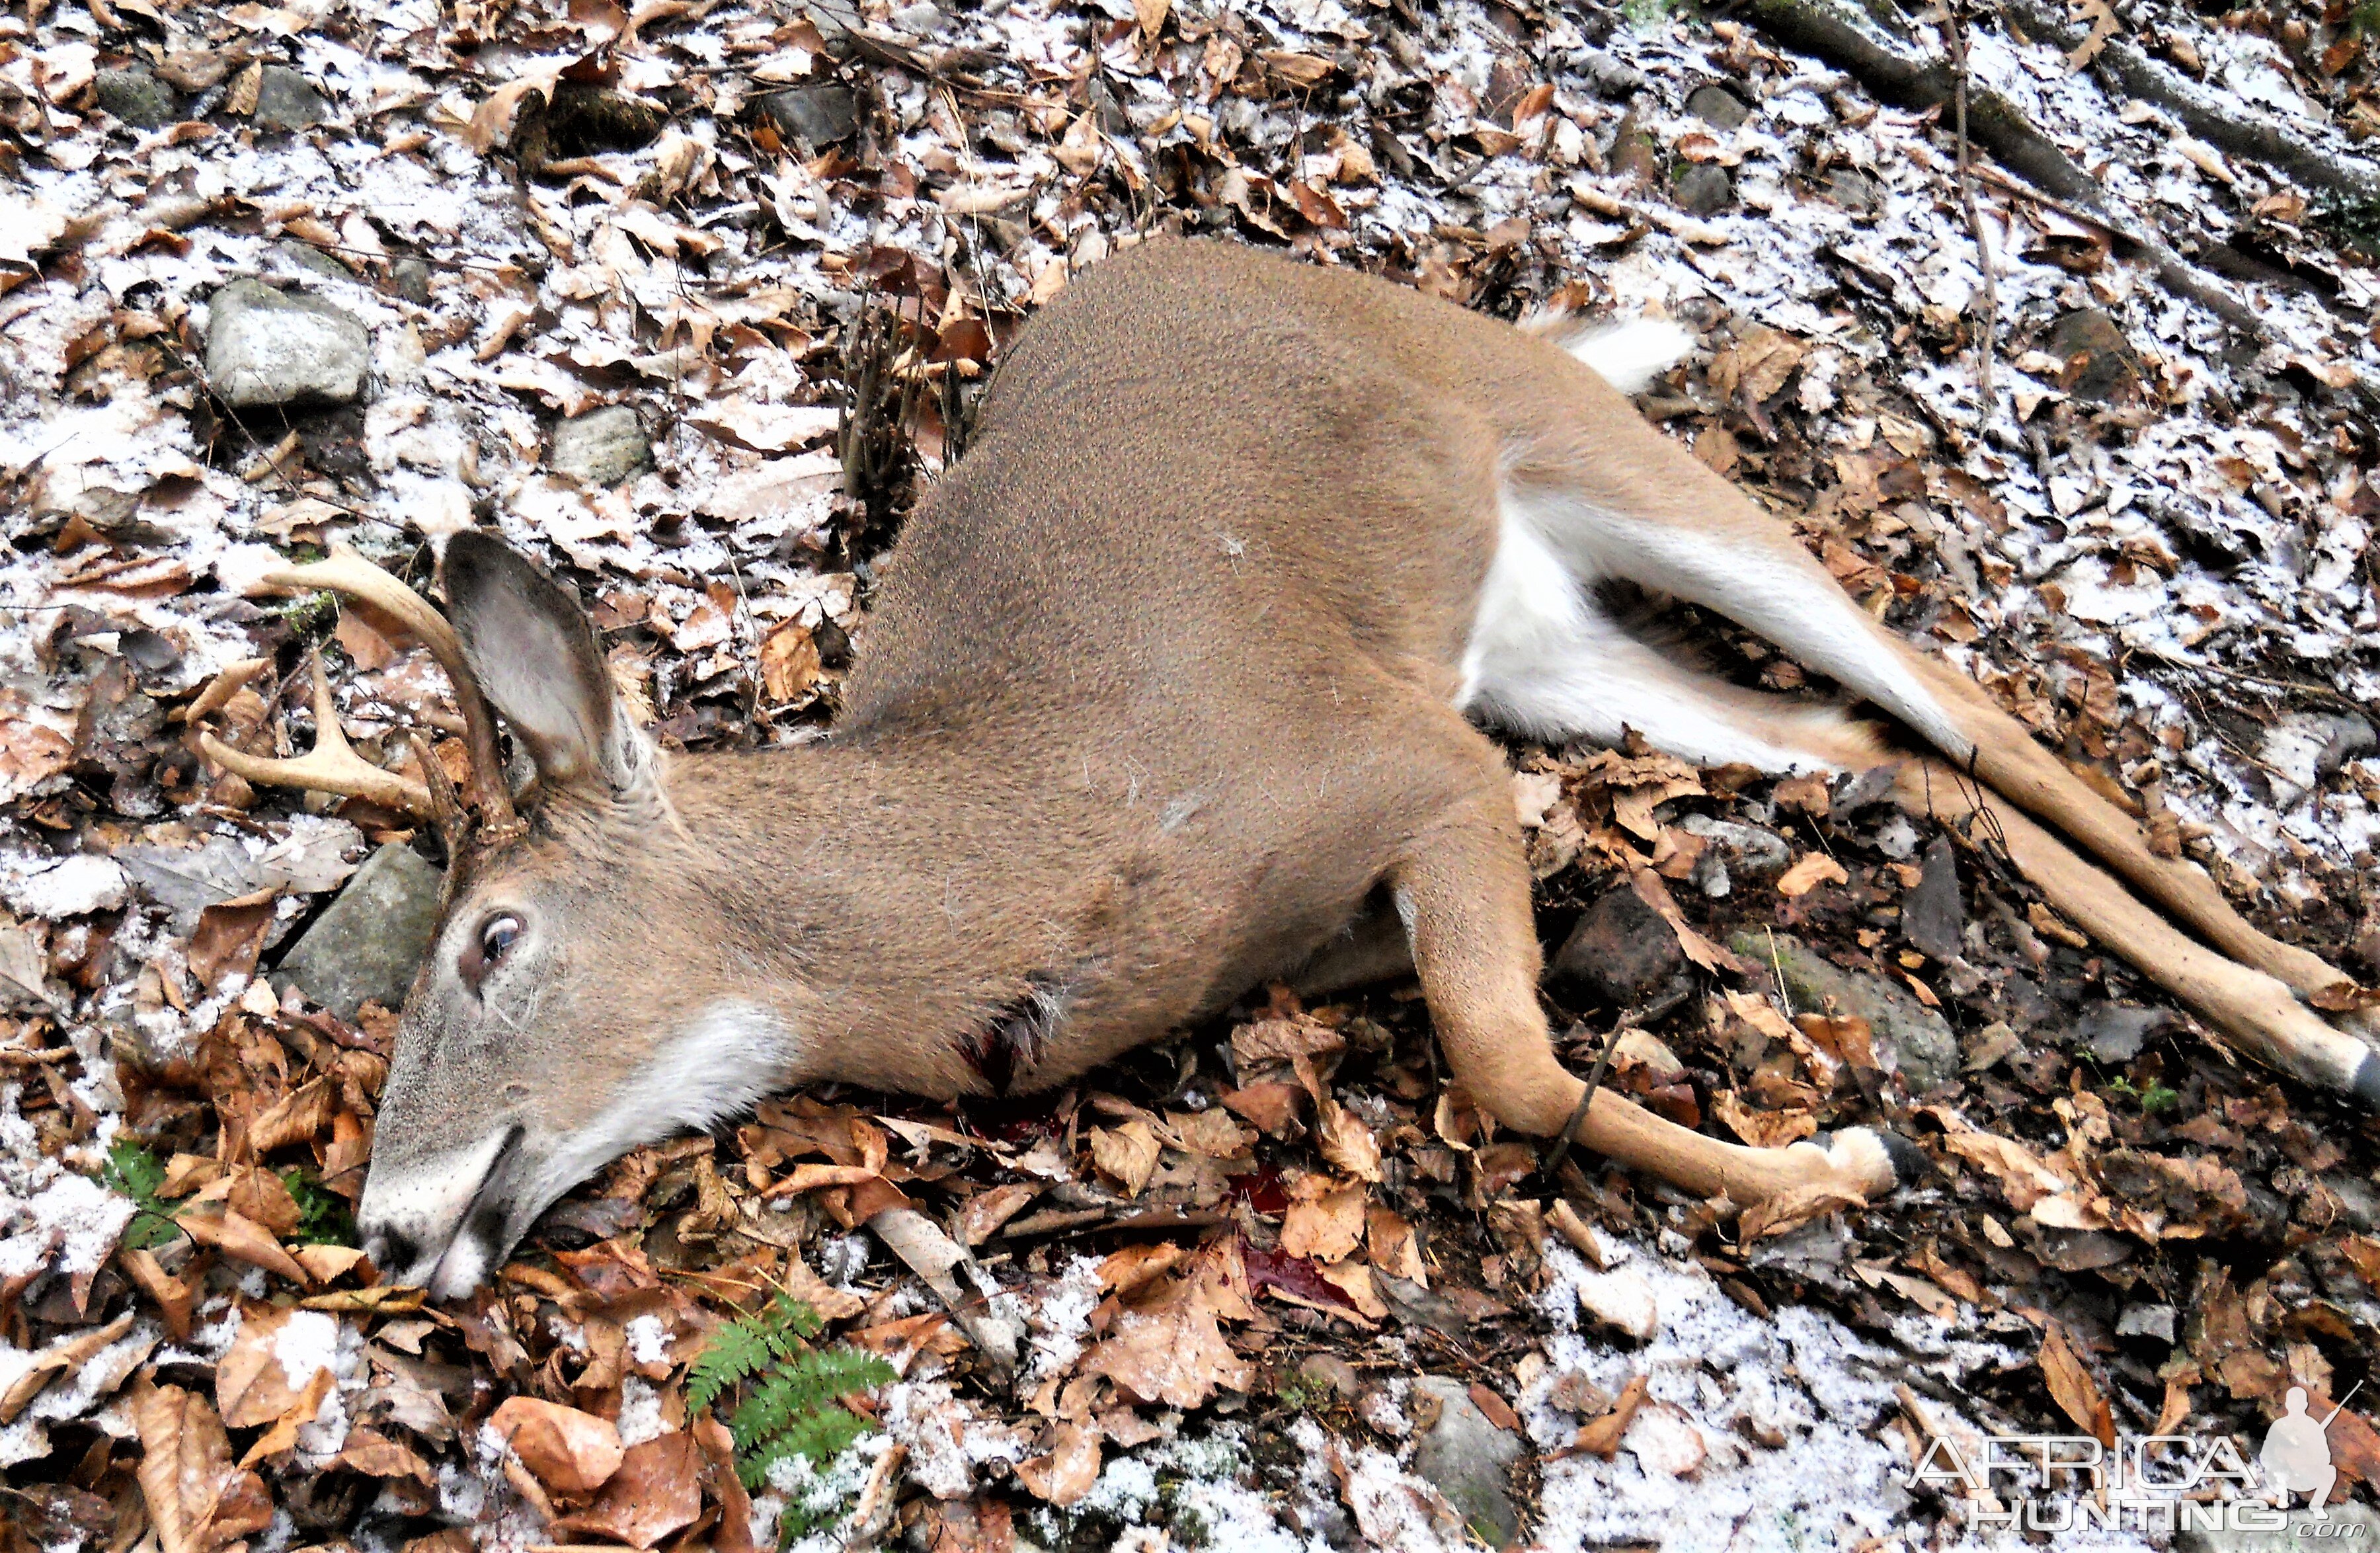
661,733,1086,1096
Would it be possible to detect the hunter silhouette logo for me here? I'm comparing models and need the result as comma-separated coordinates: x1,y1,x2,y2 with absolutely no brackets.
2261,1385,2358,1519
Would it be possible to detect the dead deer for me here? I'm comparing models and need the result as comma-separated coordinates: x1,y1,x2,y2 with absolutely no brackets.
200,239,2379,1298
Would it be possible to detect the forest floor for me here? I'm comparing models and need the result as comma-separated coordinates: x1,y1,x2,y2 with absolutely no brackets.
4,0,2380,1547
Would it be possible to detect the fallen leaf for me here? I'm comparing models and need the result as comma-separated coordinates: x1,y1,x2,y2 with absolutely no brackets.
1013,1420,1101,1506
1080,1277,1251,1409
130,1381,274,1553
489,1396,624,1496
1280,1181,1366,1263
0,1312,136,1423
1088,1119,1162,1197
1775,852,1849,896
556,1431,703,1547
2040,1320,2115,1448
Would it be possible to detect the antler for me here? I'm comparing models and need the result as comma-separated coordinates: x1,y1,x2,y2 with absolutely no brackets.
200,654,434,818
196,543,524,857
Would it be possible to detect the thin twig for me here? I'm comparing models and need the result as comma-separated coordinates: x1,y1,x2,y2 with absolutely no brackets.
1941,0,1999,431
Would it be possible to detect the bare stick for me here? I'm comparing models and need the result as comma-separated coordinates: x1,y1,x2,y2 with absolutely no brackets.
1942,0,1999,430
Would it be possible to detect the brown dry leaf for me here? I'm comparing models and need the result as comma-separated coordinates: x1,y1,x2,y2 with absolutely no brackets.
957,1183,1040,1246
1627,867,1751,975
1080,1277,1252,1409
1097,1242,1188,1298
1737,1183,1864,1242
1775,852,1849,896
188,894,276,992
2342,1235,2380,1292
1709,327,1806,404
759,620,822,703
237,1368,333,1467
556,1431,703,1548
1795,1014,1876,1073
1014,1421,1101,1506
1569,1374,1649,1458
1367,1206,1427,1285
1220,1082,1303,1136
2039,1321,2115,1447
216,1304,330,1428
0,1312,136,1424
2067,0,2120,67
1232,1013,1345,1066
1314,1096,1382,1182
464,65,567,154
489,1396,624,1495
1165,1108,1253,1158
174,1204,309,1285
130,1381,274,1553
248,1076,335,1153
1711,1090,1818,1148
1280,1181,1366,1263
1088,1119,1162,1197
1315,1260,1388,1320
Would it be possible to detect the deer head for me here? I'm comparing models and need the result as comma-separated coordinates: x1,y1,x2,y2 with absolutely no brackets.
205,537,803,1297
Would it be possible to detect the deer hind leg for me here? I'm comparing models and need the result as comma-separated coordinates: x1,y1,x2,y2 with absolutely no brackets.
1902,760,2380,1103
1495,460,2377,1103
1387,781,1912,1205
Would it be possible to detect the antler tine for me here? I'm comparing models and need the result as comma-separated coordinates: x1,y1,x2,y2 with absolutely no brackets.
260,544,520,839
406,729,473,866
198,653,435,819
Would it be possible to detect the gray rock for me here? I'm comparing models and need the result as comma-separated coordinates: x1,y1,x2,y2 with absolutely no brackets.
2076,1001,2172,1064
1672,163,1733,215
754,84,858,148
389,257,433,305
1681,814,1791,879
2258,711,2376,809
889,1,949,34
1902,833,1962,963
1409,1376,1525,1548
2043,309,2138,403
2177,1496,2376,1552
549,405,650,485
1608,112,1663,187
276,843,444,1019
93,67,179,128
274,239,352,283
204,280,370,409
1825,167,1880,212
1553,884,1686,1007
251,65,329,131
2116,1302,2176,1344
1726,930,1960,1094
1686,83,1751,129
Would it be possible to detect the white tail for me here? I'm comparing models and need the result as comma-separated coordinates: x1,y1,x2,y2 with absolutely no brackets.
202,239,2377,1297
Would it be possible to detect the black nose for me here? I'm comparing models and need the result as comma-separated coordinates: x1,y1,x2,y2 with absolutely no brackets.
365,1226,418,1280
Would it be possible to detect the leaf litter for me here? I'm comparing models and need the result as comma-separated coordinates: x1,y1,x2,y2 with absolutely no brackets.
3,0,2380,1544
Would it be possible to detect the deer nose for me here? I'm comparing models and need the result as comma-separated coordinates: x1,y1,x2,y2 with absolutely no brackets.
362,1224,418,1283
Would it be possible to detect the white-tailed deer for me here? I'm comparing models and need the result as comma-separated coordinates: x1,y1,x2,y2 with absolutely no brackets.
202,239,2379,1298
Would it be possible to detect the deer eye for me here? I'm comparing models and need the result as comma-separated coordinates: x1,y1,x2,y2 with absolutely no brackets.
481,914,522,965
460,912,522,992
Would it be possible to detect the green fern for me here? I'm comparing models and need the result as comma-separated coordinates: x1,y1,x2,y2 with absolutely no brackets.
99,1139,180,1252
687,1291,893,1493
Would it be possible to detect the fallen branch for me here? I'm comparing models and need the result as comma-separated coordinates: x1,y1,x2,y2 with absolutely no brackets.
1995,0,2380,217
1733,0,2262,333
1940,0,1999,428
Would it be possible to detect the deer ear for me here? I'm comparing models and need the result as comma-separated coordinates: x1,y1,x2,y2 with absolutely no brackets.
441,533,643,797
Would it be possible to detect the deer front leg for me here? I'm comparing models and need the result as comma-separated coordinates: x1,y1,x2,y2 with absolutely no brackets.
1899,761,2380,1106
1387,797,1911,1207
